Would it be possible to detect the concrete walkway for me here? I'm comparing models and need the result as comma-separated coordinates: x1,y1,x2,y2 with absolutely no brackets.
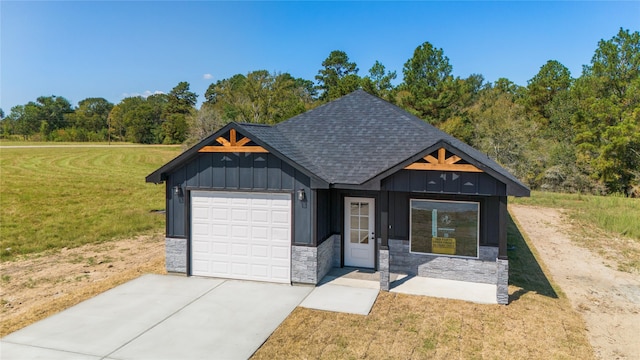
315,267,498,305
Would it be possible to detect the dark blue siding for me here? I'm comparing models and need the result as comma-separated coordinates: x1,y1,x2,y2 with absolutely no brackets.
165,152,312,245
315,189,332,244
382,170,506,196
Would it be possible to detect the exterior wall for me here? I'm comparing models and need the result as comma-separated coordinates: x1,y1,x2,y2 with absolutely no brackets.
165,152,312,245
387,192,500,247
291,235,339,284
317,235,337,282
165,237,187,274
381,170,507,196
332,234,342,267
389,239,500,285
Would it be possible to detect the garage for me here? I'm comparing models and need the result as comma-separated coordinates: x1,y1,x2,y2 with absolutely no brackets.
190,191,292,283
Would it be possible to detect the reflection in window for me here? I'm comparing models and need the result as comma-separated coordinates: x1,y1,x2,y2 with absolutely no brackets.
410,199,479,258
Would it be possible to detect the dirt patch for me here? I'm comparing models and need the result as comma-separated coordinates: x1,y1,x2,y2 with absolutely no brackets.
0,233,165,336
510,205,640,360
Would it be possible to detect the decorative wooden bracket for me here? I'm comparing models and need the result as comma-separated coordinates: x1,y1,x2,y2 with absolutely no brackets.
405,147,482,172
198,129,268,153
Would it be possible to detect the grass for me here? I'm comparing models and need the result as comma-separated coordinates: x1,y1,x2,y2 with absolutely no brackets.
0,145,180,260
252,212,594,359
511,191,640,273
510,191,640,240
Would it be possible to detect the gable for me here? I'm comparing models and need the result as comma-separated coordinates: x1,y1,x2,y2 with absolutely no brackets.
145,123,327,187
404,147,483,173
198,128,268,153
373,141,529,197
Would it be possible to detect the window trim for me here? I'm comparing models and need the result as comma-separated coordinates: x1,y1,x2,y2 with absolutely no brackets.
409,198,480,259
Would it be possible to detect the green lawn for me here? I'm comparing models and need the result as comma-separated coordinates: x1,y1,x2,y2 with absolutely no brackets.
0,145,180,260
511,191,640,273
511,191,640,240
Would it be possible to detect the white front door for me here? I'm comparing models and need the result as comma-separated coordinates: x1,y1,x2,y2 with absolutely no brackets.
344,197,375,268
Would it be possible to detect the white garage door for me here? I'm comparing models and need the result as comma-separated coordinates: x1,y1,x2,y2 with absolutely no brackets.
191,191,291,283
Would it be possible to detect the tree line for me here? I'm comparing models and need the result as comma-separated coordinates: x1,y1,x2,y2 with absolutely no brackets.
1,28,638,196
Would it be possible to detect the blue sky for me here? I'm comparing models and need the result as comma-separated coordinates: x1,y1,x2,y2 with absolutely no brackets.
1,1,638,111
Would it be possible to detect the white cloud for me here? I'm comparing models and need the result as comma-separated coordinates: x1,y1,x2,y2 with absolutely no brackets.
121,90,165,99
203,73,213,80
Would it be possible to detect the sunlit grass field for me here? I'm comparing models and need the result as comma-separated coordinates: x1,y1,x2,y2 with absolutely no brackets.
0,145,180,260
511,191,640,272
511,191,640,240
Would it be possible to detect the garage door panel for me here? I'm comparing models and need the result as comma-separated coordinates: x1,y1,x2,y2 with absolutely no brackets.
251,209,268,223
231,243,249,256
192,240,209,253
231,208,248,221
271,210,289,224
231,263,248,276
192,207,209,220
251,226,268,240
211,242,228,255
251,263,268,273
271,228,290,241
251,245,268,258
192,223,210,236
271,246,289,260
211,208,228,220
271,267,289,281
212,261,228,274
191,191,291,283
211,224,228,236
192,260,209,273
231,225,248,238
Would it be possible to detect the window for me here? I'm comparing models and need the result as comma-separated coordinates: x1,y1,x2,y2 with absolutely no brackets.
410,199,479,258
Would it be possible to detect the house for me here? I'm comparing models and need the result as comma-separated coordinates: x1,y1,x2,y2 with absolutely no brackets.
146,90,530,304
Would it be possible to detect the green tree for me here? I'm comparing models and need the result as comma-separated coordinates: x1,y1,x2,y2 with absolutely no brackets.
202,71,313,125
572,28,640,194
34,95,73,136
439,74,486,143
108,95,166,144
524,60,573,124
361,60,397,101
315,50,360,101
65,97,114,138
162,82,197,144
467,85,539,185
400,41,456,125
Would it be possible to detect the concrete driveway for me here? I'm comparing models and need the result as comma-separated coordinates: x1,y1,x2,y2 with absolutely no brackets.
0,274,313,360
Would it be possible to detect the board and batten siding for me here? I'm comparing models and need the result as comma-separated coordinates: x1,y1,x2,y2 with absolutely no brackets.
381,170,507,196
165,152,312,245
380,169,506,247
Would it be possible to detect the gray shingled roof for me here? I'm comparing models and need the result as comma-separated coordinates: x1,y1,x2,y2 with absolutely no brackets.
147,90,529,196
244,90,528,195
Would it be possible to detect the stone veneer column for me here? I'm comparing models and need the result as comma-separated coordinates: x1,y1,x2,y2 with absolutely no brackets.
291,245,318,284
496,258,509,305
165,238,187,274
379,248,390,291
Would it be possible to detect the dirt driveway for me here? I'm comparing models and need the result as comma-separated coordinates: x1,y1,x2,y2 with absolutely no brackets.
510,205,640,360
